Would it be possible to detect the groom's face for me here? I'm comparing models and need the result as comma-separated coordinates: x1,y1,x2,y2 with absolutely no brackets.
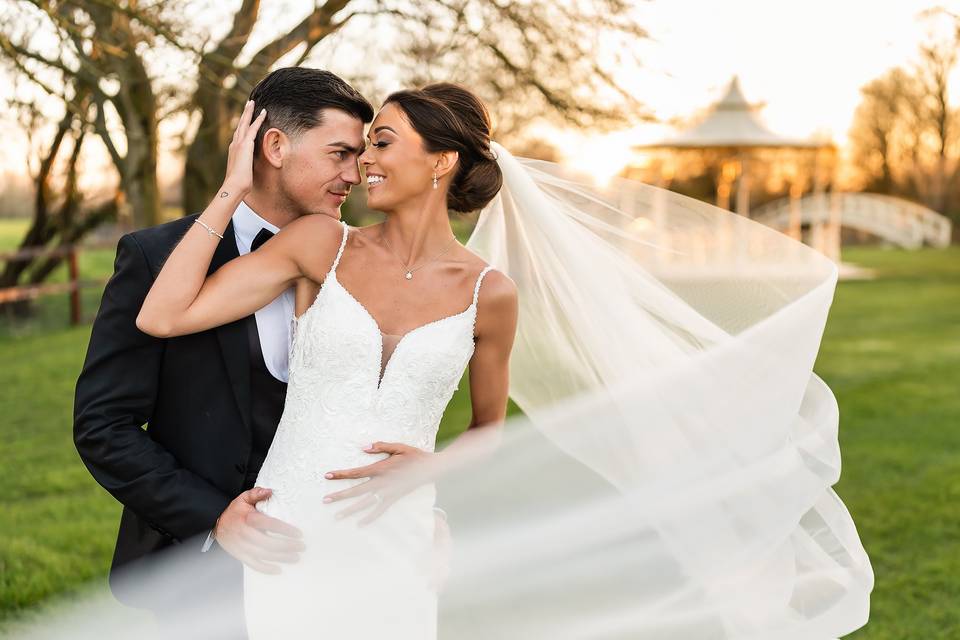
276,108,365,219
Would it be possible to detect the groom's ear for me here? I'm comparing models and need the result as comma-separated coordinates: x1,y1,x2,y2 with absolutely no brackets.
260,127,287,169
434,150,458,179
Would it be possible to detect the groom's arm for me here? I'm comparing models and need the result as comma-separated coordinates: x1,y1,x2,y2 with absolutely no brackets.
74,233,231,544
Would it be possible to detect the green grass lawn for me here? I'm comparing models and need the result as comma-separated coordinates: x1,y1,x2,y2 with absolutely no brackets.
1,213,957,637
822,246,960,639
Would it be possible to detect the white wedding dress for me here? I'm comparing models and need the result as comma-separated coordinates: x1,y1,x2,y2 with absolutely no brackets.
244,220,494,638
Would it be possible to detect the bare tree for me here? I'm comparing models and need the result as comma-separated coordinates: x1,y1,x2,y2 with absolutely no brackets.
911,38,959,211
849,7,960,236
181,0,648,212
0,86,116,315
848,68,915,194
0,0,189,229
848,35,960,215
4,0,648,228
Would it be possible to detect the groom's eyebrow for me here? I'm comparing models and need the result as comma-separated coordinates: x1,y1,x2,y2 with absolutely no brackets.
327,141,364,155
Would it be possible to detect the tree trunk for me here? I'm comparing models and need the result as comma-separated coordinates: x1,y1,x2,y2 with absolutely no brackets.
184,87,233,214
0,107,73,292
113,46,162,228
123,138,161,229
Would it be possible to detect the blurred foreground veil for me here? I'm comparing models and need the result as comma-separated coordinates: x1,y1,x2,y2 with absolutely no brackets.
13,144,872,640
437,142,874,638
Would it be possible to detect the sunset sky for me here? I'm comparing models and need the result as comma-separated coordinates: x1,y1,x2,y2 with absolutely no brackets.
3,0,960,187
554,0,960,181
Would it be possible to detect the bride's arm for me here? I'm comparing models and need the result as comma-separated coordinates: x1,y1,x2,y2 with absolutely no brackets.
136,101,338,338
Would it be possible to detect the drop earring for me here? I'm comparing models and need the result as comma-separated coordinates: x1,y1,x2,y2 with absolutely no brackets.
432,173,439,190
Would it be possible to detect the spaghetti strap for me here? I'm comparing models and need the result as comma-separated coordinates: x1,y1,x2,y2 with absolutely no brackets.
330,221,349,273
472,265,495,306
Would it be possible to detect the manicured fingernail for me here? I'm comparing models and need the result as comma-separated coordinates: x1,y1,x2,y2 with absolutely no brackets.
323,497,332,503
325,472,334,479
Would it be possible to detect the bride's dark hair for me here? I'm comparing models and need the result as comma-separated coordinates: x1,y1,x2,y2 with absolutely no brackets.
384,83,502,213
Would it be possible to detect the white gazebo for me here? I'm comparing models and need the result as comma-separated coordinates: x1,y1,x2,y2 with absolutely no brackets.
634,77,835,249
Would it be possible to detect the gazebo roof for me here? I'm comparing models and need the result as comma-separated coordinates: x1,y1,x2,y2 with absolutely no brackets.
635,77,830,151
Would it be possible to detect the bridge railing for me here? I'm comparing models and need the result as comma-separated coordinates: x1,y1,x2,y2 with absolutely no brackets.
753,193,951,249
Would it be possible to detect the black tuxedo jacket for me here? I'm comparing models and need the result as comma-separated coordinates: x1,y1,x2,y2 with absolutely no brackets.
74,214,264,607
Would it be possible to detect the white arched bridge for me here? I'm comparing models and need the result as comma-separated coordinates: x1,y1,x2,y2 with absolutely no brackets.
753,193,952,250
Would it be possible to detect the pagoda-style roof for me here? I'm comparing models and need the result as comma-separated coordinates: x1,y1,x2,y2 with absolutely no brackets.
636,77,831,151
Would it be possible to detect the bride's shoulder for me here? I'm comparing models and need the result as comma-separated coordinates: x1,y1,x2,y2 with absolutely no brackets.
478,267,516,299
276,214,348,276
281,214,347,255
472,265,518,341
474,264,517,313
281,213,346,240
458,248,516,304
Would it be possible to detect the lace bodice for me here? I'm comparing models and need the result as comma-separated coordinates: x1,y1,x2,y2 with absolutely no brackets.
254,220,493,519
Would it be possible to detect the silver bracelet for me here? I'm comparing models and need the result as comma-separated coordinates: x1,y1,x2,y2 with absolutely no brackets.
194,218,224,240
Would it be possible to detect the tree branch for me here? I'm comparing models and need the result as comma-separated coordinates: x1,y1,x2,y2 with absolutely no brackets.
240,0,353,82
197,0,260,77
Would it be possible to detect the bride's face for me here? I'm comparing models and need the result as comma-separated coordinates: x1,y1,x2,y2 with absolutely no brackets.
360,103,438,211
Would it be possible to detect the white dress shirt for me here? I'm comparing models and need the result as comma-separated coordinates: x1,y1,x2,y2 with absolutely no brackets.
201,201,294,553
231,200,295,383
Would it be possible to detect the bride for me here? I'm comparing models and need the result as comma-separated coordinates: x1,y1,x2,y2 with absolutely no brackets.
137,84,873,638
137,84,518,637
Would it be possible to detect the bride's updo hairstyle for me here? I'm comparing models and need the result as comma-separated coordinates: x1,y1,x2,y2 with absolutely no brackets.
384,83,502,213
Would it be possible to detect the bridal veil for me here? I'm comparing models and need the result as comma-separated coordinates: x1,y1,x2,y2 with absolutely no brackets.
432,142,874,638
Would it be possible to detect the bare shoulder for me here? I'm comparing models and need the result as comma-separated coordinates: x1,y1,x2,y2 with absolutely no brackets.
475,267,519,339
458,245,518,313
276,214,347,280
477,268,517,308
279,212,345,243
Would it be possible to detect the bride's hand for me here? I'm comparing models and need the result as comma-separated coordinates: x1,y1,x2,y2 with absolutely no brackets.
222,99,267,197
322,442,437,524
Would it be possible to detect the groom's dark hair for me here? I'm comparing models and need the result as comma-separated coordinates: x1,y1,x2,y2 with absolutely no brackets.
249,67,373,162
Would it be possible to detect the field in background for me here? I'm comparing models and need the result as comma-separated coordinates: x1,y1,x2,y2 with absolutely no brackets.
1,217,958,638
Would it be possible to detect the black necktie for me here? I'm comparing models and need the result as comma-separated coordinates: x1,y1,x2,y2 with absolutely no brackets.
250,227,274,252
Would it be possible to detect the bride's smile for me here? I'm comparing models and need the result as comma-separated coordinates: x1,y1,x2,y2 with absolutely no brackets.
360,103,448,212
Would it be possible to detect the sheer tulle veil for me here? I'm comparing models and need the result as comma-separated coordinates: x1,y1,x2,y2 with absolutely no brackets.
439,141,874,638
14,143,873,640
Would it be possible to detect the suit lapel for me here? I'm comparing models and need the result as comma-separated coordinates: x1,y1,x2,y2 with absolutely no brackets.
210,221,252,435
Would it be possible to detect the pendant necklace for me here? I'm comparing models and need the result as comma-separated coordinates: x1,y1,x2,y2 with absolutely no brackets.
380,224,458,281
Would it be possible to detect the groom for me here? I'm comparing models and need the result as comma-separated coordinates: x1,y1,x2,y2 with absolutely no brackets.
73,68,373,630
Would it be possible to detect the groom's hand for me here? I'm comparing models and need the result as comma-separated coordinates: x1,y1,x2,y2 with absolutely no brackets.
214,487,305,574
